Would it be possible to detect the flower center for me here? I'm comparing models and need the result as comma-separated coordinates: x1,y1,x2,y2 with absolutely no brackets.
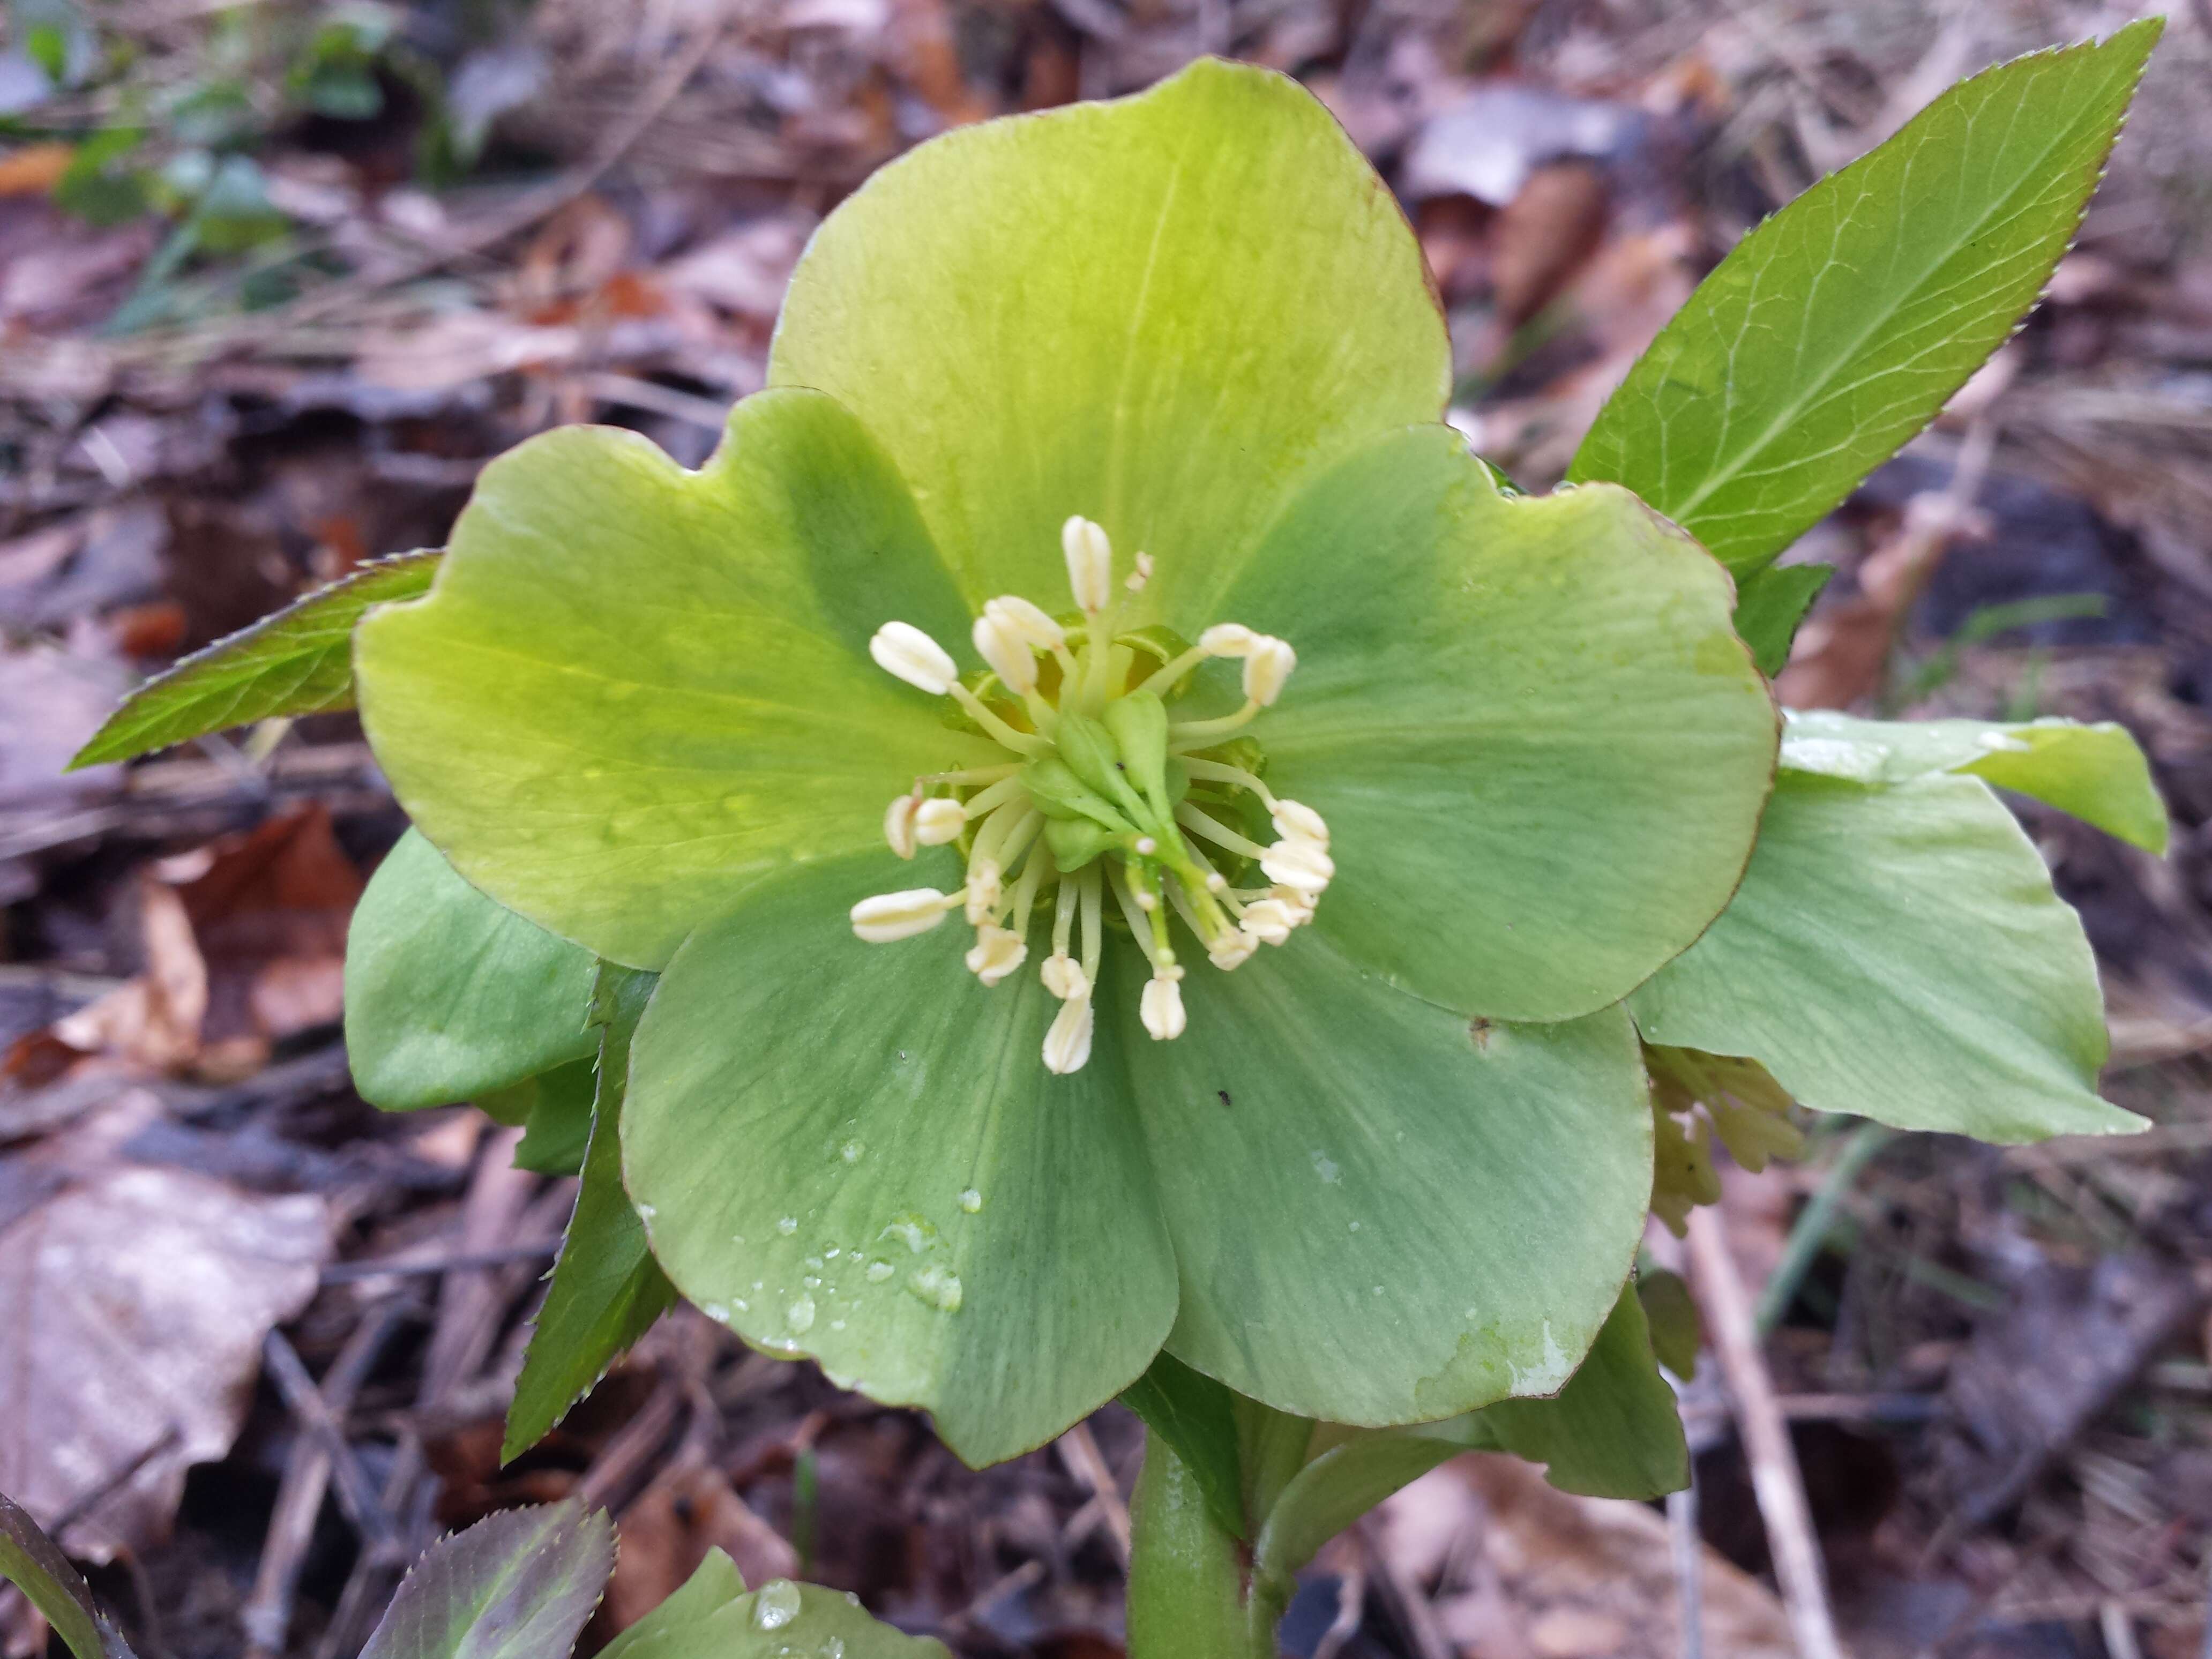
850,515,1332,1074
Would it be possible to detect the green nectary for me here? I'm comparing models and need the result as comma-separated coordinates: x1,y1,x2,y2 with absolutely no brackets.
350,58,1780,1462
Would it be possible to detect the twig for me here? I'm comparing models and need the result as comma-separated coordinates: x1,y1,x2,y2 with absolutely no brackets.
241,1314,407,1657
2102,1602,2143,1659
321,1240,563,1284
1685,1205,1847,1659
1054,1421,1131,1566
1355,1520,1453,1659
1668,1478,1705,1659
1311,1564,1366,1659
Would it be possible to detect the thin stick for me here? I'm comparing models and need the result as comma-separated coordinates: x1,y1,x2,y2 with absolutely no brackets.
1685,1205,1845,1659
1054,1421,1131,1566
1668,1478,1705,1659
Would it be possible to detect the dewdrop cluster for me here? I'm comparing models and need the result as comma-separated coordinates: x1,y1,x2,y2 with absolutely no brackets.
849,516,1333,1074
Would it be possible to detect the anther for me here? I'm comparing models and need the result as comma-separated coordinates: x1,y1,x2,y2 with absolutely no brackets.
1239,898,1301,945
965,861,1003,926
984,595,1065,649
884,795,920,859
1243,636,1296,706
965,925,1028,986
1063,517,1114,613
1208,931,1258,970
1140,974,1187,1041
1043,994,1095,1074
1040,953,1088,1001
851,888,961,943
972,611,1038,694
1261,840,1333,895
1271,799,1329,848
1199,623,1257,657
1126,551,1154,593
914,798,966,845
869,621,958,695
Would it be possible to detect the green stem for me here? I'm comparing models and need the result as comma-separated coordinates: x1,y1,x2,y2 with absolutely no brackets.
1126,1431,1288,1659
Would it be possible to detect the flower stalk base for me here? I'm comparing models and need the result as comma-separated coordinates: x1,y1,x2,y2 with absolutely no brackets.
1125,1431,1289,1659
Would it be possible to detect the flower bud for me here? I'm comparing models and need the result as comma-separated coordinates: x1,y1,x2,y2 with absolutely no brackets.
884,794,920,859
1243,636,1296,706
985,595,1065,649
869,621,958,695
1140,974,1187,1041
914,798,966,845
850,888,954,943
972,611,1038,693
1063,516,1114,612
1043,994,1095,1074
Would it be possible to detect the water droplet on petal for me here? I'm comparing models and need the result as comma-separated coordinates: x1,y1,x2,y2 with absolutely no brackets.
958,1188,982,1214
753,1579,802,1630
1310,1150,1341,1184
778,1216,798,1236
787,1294,816,1334
907,1263,963,1313
841,1140,865,1163
865,1260,894,1282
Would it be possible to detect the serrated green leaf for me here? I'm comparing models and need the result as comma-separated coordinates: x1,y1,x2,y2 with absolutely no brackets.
358,1500,614,1659
72,550,439,767
504,966,676,1464
0,1490,131,1659
345,831,600,1112
1120,1351,1247,1541
1249,1284,1685,1583
1780,709,2167,852
1733,563,1833,677
502,1059,597,1177
1569,21,2161,576
1631,769,2144,1141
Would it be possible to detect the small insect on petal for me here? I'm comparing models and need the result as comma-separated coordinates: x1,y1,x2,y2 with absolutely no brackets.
966,925,1029,985
1271,799,1329,850
1140,974,1187,1041
884,794,920,859
973,611,1039,694
914,798,966,846
870,621,959,695
1261,839,1333,895
1063,516,1114,613
1243,636,1297,706
1198,623,1257,658
1040,953,1088,1000
1043,994,1095,1074
851,888,956,943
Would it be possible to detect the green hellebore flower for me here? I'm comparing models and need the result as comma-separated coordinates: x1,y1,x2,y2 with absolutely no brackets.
353,60,1779,1463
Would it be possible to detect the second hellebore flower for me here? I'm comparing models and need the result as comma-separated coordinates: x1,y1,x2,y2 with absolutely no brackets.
354,62,1780,1463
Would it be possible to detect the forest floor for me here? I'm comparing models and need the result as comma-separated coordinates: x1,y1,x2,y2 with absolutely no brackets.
3,1,2212,1655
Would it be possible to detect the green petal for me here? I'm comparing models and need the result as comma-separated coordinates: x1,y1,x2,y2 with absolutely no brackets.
1630,771,2142,1141
355,390,997,970
1781,709,2168,852
1116,934,1652,1426
604,1575,950,1659
1251,1283,1688,1582
343,829,598,1110
767,58,1447,618
1224,427,1778,1021
623,855,1178,1467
